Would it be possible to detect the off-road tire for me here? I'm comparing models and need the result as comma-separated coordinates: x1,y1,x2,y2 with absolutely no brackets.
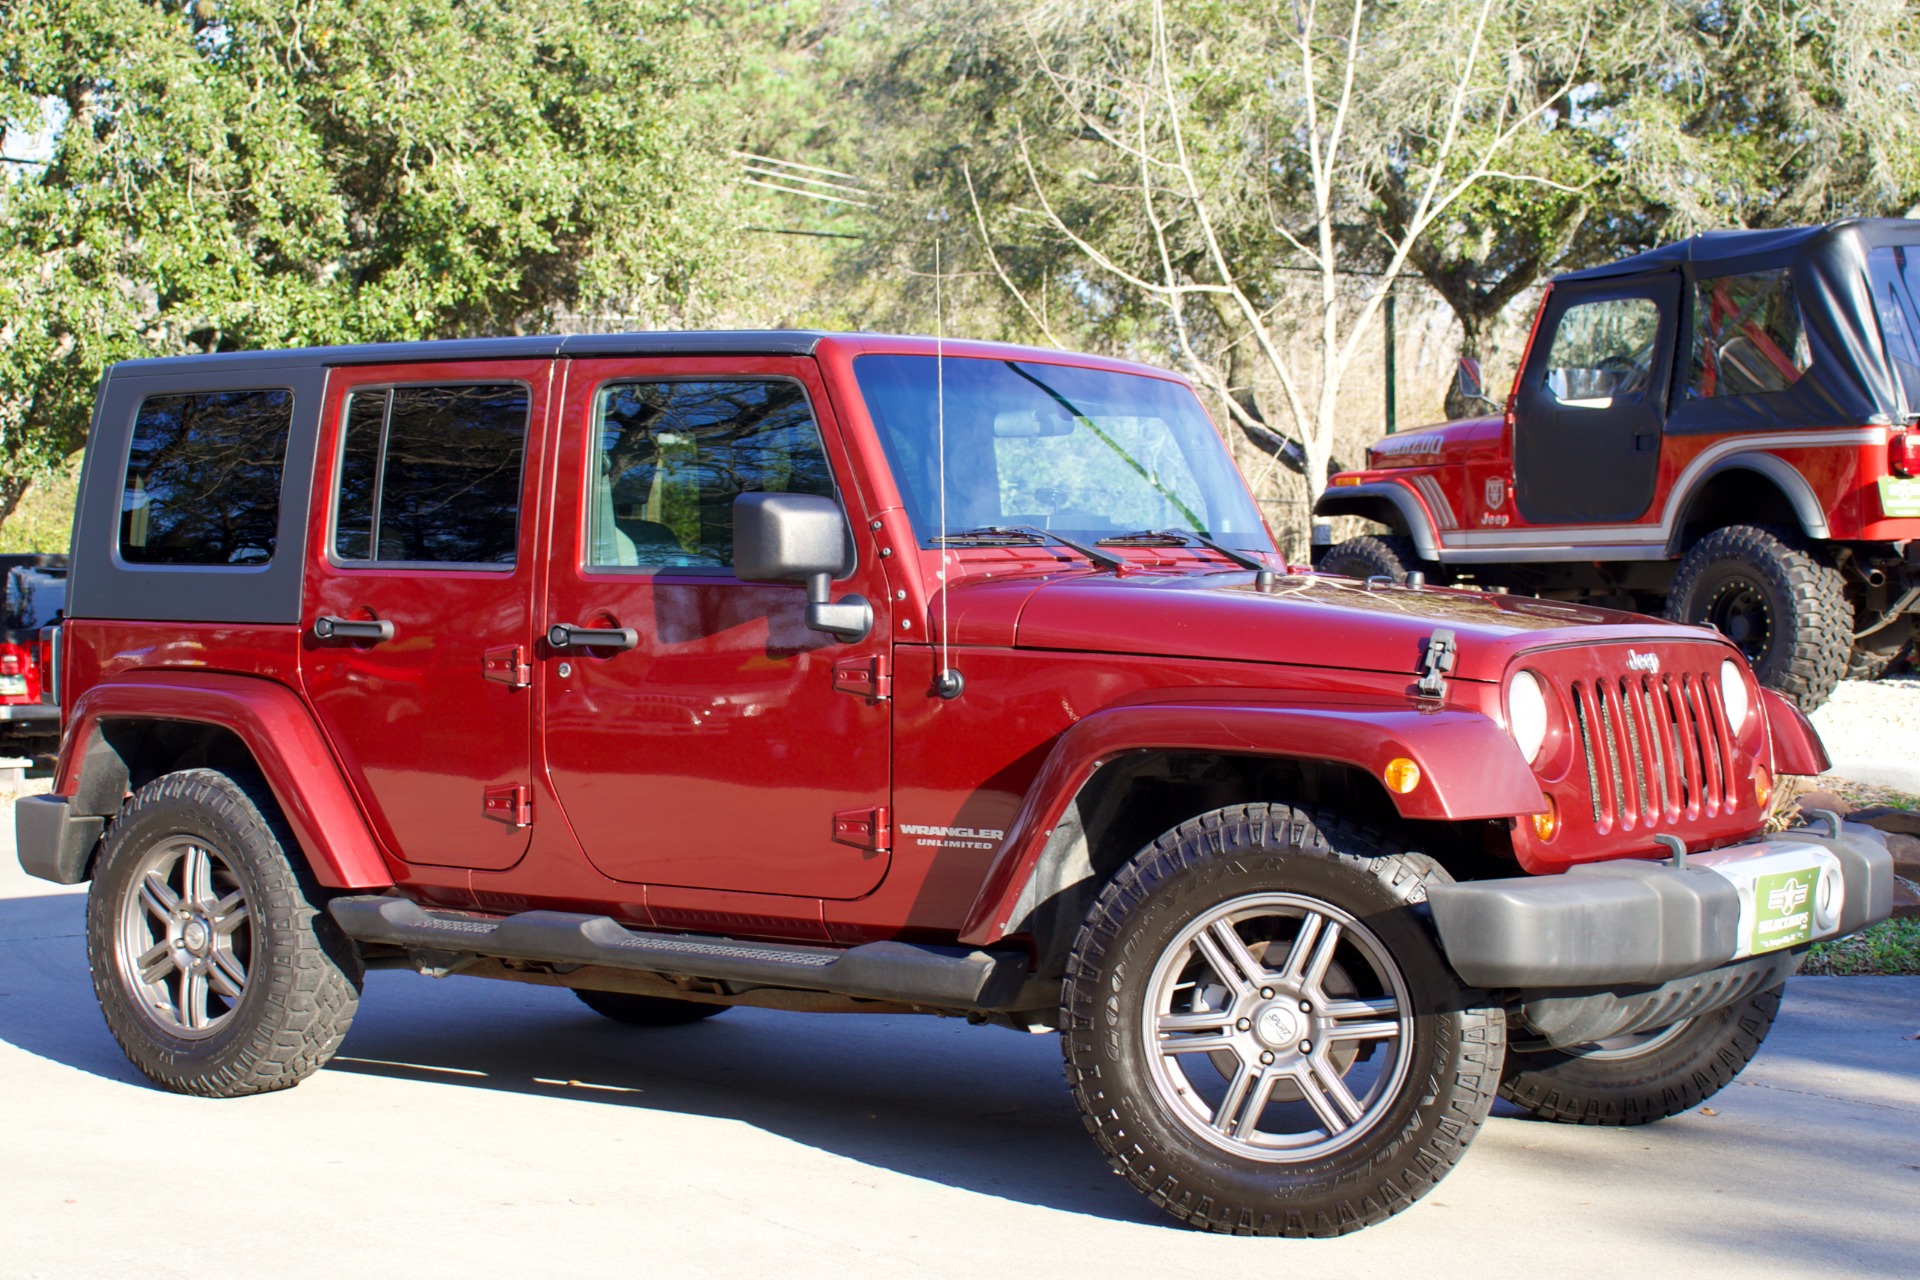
1845,616,1915,682
85,768,362,1097
1498,985,1781,1125
1319,535,1424,585
1060,803,1503,1237
1665,525,1849,710
573,988,729,1026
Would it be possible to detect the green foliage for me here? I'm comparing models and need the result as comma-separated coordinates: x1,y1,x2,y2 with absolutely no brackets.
1803,916,1920,976
1,0,725,512
1389,0,1920,364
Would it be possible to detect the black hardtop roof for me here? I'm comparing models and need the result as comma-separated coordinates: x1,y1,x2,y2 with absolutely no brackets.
1555,218,1920,284
105,329,832,377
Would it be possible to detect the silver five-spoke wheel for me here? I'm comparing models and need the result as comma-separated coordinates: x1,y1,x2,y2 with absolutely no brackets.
1144,892,1413,1161
116,837,255,1037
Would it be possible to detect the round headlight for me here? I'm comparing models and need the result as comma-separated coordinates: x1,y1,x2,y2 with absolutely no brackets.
1719,659,1750,728
1507,670,1549,764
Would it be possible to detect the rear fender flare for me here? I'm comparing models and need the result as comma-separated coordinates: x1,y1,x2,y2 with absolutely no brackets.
1312,482,1443,561
56,672,393,889
1664,453,1831,554
957,701,1544,947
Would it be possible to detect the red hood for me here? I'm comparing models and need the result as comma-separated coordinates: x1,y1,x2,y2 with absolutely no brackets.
936,569,1729,683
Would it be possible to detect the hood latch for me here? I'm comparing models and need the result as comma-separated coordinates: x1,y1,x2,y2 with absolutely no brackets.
1416,628,1457,699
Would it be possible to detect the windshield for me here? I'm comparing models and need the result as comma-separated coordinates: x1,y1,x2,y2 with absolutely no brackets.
852,355,1269,552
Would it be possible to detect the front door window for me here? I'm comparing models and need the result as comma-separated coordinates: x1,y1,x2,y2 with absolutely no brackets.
1542,297,1662,408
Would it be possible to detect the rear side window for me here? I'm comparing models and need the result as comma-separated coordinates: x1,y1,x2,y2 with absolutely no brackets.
121,389,293,566
588,380,834,569
1867,246,1920,411
1686,270,1811,398
332,384,530,566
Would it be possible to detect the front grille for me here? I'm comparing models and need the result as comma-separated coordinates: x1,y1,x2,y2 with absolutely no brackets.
1570,672,1736,831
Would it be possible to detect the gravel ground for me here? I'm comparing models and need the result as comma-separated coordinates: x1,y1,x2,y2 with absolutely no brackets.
1808,673,1920,793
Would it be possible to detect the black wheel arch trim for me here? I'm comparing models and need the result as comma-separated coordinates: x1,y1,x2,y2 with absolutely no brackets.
1312,482,1442,561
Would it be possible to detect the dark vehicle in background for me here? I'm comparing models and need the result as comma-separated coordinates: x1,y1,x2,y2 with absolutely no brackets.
0,553,65,757
1316,220,1920,709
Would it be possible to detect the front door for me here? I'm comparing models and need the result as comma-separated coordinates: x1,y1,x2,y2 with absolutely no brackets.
1512,275,1681,525
539,357,892,899
300,360,552,871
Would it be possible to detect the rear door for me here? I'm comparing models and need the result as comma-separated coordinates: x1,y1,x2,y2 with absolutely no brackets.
538,356,893,898
1512,275,1681,524
300,360,552,871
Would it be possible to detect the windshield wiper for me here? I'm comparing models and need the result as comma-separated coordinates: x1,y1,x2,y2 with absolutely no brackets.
935,525,1124,572
1098,529,1273,574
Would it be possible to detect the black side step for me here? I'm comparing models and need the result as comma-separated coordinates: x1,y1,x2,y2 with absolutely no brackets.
328,896,1033,1011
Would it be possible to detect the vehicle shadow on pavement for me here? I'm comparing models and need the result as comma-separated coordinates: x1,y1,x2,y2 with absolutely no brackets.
9,886,1919,1257
326,968,1166,1225
0,889,1158,1224
0,890,151,1089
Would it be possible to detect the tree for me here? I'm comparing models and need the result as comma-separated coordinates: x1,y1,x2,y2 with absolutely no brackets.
1388,0,1920,388
855,0,1592,506
0,0,725,529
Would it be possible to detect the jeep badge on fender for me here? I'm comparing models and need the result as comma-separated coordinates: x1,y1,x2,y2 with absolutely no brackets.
16,331,1895,1237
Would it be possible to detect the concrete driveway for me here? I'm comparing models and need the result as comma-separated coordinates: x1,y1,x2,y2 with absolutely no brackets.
3,855,1916,1280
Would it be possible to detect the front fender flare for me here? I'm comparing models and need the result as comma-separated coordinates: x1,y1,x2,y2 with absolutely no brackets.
55,671,393,889
957,700,1544,946
1312,482,1443,561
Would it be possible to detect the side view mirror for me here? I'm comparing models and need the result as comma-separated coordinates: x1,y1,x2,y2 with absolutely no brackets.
731,492,871,642
1454,357,1484,403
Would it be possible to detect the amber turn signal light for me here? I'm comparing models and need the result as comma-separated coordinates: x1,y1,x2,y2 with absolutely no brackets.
1531,793,1559,841
1383,757,1421,794
1754,765,1773,811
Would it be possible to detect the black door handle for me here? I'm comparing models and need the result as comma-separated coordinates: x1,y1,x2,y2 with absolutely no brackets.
546,622,639,652
312,616,395,643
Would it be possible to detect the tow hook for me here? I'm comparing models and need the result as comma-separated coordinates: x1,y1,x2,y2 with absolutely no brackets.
1416,628,1457,699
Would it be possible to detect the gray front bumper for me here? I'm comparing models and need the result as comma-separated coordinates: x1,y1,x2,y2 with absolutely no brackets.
1426,821,1893,990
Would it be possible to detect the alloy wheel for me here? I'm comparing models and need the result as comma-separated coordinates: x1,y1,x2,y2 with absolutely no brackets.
1142,892,1414,1162
114,837,255,1038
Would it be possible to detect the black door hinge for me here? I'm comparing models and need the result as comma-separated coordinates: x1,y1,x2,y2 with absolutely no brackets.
1416,628,1457,699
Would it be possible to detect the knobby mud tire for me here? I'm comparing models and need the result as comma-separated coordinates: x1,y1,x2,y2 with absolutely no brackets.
1665,525,1849,711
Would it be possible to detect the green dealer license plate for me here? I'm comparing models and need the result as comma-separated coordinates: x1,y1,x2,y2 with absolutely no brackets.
1880,475,1920,518
1749,868,1816,953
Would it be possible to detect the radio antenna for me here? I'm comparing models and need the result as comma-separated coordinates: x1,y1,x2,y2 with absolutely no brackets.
933,235,964,700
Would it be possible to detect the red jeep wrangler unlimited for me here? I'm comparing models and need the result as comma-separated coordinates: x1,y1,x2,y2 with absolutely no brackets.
17,333,1894,1236
1317,220,1920,709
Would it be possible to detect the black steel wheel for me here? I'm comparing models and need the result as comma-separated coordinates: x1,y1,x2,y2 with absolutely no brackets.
1059,803,1503,1237
1665,525,1848,710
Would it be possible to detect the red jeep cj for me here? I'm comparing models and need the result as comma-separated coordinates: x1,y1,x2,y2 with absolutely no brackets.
17,333,1894,1236
1317,220,1920,709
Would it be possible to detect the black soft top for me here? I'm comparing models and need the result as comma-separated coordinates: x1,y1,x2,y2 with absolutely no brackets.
1554,218,1920,430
